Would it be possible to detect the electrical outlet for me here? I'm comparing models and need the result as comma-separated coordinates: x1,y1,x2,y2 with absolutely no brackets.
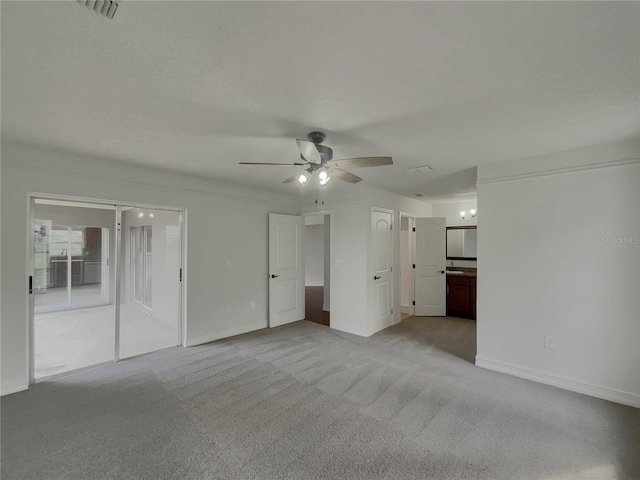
226,305,232,313
544,335,556,349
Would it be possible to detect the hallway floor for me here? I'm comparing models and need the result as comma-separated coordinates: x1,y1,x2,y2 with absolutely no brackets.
305,286,329,326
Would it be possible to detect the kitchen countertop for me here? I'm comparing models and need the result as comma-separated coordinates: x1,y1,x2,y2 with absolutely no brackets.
446,268,477,277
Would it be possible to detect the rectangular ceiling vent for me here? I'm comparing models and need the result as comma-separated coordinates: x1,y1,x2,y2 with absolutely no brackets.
406,165,434,174
77,0,120,20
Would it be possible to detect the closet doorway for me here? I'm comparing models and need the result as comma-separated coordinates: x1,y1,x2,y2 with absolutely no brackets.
399,213,415,319
29,197,184,380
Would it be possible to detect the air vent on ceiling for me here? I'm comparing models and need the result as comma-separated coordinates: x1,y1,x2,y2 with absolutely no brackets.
77,0,119,20
406,165,434,174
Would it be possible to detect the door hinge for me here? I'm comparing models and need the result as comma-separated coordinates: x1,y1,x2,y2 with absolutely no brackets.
391,308,394,314
390,266,393,272
412,227,416,232
412,300,415,306
412,264,415,269
28,275,33,294
106,258,109,266
179,268,182,282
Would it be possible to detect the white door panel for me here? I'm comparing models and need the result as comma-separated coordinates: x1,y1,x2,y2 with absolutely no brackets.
269,214,304,327
371,209,393,332
415,217,446,316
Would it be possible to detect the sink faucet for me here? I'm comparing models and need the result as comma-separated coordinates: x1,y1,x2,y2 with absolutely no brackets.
450,261,454,270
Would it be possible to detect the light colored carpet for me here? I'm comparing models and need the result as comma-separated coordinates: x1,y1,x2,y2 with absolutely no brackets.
2,317,639,480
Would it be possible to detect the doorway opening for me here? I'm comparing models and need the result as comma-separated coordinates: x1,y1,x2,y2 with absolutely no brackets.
304,214,330,326
30,197,184,381
399,214,415,321
119,207,182,359
32,199,116,378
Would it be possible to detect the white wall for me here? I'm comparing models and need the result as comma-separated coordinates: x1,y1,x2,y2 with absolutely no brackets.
432,201,478,268
1,141,298,395
476,139,640,407
304,224,325,286
300,185,432,336
301,190,370,337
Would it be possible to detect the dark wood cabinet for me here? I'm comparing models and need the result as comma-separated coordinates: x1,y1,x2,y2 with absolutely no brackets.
84,228,102,249
51,258,84,287
447,275,476,320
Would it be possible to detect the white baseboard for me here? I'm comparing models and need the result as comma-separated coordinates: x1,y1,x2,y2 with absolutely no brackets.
185,321,267,347
475,356,640,408
322,303,330,312
305,282,324,287
1,380,29,397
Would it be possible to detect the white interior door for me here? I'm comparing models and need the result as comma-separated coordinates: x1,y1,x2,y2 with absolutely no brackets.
371,209,393,332
269,213,304,327
414,217,446,316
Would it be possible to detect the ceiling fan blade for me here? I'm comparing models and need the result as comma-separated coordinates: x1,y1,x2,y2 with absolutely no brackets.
328,156,393,168
296,139,322,164
332,168,363,184
239,162,306,166
283,172,303,183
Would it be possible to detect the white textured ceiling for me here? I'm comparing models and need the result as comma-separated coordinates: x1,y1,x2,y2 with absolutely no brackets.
2,1,639,200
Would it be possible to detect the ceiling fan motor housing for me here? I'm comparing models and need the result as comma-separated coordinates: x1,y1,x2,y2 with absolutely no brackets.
300,131,333,164
300,145,333,164
307,131,326,144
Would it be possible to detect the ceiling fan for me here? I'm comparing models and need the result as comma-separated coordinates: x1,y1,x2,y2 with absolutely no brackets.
239,131,393,186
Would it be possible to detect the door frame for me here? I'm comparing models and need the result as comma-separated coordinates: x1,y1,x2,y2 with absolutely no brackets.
27,193,186,384
268,213,305,327
398,212,416,318
301,210,334,323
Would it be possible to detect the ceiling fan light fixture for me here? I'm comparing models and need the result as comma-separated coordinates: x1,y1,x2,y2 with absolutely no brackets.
318,168,331,186
239,131,390,187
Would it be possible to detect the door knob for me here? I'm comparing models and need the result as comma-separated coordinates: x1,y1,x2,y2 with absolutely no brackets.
374,275,381,280
271,274,280,278
440,270,445,274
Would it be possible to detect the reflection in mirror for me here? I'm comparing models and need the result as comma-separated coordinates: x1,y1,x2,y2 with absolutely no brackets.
446,227,477,259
